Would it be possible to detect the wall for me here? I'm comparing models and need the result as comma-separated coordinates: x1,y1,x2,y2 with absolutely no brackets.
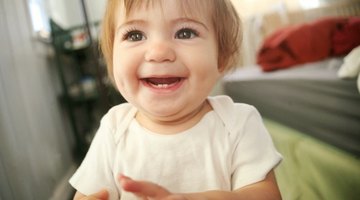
0,0,75,199
230,0,350,18
230,0,300,18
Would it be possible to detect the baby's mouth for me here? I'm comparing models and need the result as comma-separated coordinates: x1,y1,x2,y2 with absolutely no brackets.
141,77,183,89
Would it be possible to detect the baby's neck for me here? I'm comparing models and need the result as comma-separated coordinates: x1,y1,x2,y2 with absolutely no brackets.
135,101,212,135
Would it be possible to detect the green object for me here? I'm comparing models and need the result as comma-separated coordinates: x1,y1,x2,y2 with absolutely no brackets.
50,19,72,52
264,118,360,200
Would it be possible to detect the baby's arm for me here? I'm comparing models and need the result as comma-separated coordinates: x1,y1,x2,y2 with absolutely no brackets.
185,170,281,200
73,189,108,200
120,170,281,200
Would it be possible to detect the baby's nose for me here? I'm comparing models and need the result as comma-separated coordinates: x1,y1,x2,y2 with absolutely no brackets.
144,40,176,63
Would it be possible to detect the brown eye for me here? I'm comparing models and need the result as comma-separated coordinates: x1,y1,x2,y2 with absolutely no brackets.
125,31,145,41
175,28,198,39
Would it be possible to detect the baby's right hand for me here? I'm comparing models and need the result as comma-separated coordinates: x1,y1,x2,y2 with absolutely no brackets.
77,189,109,200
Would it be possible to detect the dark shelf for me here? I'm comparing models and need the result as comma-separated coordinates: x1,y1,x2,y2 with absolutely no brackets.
49,2,126,161
59,91,99,105
50,18,106,160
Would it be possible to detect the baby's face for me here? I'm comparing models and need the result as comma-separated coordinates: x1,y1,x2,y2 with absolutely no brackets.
112,0,220,126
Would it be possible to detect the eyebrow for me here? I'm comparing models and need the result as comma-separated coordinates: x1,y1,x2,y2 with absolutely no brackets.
116,17,209,33
117,20,146,32
173,17,209,31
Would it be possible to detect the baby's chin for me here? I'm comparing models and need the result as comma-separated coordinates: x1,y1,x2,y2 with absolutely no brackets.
141,107,186,122
145,103,207,122
137,104,189,121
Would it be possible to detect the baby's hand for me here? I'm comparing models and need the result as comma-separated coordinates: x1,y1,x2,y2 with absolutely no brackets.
78,189,109,200
119,174,188,200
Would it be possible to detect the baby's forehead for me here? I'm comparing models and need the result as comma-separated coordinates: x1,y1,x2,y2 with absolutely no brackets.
120,0,213,20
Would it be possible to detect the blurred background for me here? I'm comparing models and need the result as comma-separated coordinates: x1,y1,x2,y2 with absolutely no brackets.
0,0,359,199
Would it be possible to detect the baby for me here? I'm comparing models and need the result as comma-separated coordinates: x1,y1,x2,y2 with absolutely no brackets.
69,0,282,199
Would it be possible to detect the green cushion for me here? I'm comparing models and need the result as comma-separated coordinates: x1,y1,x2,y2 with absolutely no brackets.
264,118,360,200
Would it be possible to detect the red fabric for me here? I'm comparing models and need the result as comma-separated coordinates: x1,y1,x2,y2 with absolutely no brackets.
256,17,357,71
333,17,360,55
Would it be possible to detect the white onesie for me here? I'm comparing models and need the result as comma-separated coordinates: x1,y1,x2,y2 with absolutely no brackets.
69,95,282,200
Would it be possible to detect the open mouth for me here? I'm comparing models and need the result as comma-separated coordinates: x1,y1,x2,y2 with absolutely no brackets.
141,77,183,89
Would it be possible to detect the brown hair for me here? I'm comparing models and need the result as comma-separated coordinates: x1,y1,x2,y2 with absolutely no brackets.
100,0,242,82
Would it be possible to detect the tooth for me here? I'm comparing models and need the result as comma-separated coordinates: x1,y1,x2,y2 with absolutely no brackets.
149,82,175,89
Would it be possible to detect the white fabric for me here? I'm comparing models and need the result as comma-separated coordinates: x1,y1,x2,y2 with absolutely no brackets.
69,95,282,200
337,45,360,93
337,45,360,79
358,74,360,93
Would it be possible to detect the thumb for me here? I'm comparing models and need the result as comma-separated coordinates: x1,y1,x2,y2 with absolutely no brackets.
89,189,109,200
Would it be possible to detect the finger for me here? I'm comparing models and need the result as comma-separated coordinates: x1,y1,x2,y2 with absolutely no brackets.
119,174,171,198
87,189,109,200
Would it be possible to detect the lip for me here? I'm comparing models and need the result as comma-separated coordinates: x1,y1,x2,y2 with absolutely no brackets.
140,77,185,93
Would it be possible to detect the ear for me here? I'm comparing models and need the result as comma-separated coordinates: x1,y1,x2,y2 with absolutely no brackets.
217,55,228,73
218,61,227,74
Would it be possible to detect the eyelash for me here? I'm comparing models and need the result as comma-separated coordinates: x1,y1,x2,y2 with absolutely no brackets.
122,28,145,41
121,26,200,41
175,27,199,39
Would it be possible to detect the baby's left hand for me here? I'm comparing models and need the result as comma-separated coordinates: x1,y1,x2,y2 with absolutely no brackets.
119,174,188,200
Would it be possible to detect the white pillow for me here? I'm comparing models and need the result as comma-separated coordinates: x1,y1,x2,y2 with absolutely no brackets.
357,73,360,93
337,45,360,79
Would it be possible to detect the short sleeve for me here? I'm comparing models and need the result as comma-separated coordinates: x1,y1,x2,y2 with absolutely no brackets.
231,106,282,189
69,115,119,199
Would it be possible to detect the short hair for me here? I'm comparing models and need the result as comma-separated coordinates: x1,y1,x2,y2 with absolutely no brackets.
100,0,242,82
